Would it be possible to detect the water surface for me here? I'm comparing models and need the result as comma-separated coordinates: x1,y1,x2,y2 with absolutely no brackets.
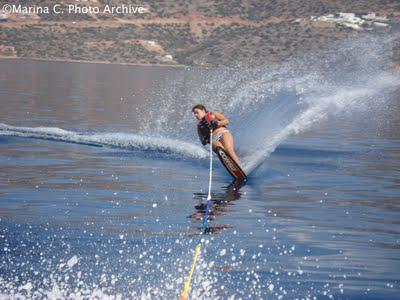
1,57,399,299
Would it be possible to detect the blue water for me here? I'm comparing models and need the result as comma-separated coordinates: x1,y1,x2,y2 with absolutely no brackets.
1,54,400,299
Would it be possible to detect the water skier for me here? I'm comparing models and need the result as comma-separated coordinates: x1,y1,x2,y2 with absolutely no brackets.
192,104,241,165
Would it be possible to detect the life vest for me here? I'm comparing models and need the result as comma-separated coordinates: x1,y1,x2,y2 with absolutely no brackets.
198,118,211,142
197,112,226,143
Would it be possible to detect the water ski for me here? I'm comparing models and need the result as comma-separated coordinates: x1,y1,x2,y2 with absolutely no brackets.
215,146,247,182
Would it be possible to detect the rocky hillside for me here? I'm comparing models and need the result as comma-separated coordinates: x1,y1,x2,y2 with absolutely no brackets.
0,0,399,66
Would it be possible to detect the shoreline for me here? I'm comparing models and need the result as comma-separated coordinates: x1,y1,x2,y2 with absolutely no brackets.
0,55,186,68
1,55,398,71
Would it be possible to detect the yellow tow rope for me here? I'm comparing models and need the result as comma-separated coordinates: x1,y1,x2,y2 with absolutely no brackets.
180,244,201,300
180,129,213,300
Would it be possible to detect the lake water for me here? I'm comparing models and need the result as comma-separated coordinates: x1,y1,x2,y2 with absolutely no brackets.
0,55,399,299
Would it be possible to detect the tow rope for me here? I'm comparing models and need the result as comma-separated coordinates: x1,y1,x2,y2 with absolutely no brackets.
180,129,213,300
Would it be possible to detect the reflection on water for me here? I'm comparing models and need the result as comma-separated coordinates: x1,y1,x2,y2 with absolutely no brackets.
190,180,245,234
0,59,399,299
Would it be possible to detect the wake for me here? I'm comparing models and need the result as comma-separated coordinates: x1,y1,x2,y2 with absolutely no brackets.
240,72,400,173
0,123,208,160
146,34,400,175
